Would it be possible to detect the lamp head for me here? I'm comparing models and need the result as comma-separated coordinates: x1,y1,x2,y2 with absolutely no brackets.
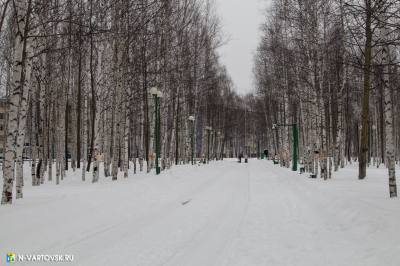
150,87,158,96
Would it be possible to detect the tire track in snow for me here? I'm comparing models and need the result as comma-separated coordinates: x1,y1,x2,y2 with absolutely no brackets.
31,162,233,261
161,161,250,266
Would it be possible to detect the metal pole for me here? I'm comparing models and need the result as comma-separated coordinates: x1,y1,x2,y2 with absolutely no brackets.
207,130,210,163
292,123,298,171
211,131,214,160
155,96,161,175
191,121,195,165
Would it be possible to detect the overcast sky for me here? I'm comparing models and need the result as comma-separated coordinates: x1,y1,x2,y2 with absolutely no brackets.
216,0,270,95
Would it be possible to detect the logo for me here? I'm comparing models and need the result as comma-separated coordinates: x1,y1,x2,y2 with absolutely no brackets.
6,253,15,263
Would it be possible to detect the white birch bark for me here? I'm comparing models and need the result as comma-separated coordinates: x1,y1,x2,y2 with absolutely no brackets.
382,28,397,197
148,93,154,171
168,98,178,168
38,72,46,184
111,104,121,180
31,146,37,185
82,95,87,181
48,103,54,182
92,106,101,183
56,130,61,185
70,85,77,172
161,100,169,170
334,67,347,171
111,38,123,180
103,108,111,177
123,103,129,178
139,94,144,172
15,42,33,198
2,0,32,204
41,86,48,184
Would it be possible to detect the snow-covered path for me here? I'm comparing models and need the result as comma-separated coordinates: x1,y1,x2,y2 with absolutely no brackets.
1,160,399,266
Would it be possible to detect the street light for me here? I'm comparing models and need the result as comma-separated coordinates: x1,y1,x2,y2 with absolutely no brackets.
150,87,163,175
188,116,195,165
150,87,158,96
205,126,212,163
216,131,221,160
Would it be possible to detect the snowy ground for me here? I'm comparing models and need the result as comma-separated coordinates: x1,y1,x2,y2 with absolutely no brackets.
1,159,399,266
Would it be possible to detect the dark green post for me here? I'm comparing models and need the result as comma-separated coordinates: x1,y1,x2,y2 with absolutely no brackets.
207,130,211,163
211,131,214,160
155,95,161,175
292,123,298,171
257,140,260,159
151,87,162,174
189,116,195,165
191,125,194,165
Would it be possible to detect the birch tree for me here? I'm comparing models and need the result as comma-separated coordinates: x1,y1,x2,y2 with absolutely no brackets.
1,0,33,204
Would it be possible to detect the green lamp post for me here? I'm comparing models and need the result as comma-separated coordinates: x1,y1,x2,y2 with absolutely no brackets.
205,126,212,163
216,131,221,160
150,87,163,175
189,115,195,165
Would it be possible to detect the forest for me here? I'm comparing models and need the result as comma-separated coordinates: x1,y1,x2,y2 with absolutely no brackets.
1,0,400,204
0,0,261,204
254,0,400,197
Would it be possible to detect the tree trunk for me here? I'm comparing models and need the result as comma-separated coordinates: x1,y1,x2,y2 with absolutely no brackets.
2,0,33,204
382,28,398,197
358,2,372,180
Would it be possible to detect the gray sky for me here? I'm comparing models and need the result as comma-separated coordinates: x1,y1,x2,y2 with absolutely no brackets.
216,0,270,95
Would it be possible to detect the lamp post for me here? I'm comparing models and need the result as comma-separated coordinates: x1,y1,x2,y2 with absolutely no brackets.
210,130,214,160
150,87,163,175
272,123,299,172
188,116,195,165
205,126,212,163
216,131,221,160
